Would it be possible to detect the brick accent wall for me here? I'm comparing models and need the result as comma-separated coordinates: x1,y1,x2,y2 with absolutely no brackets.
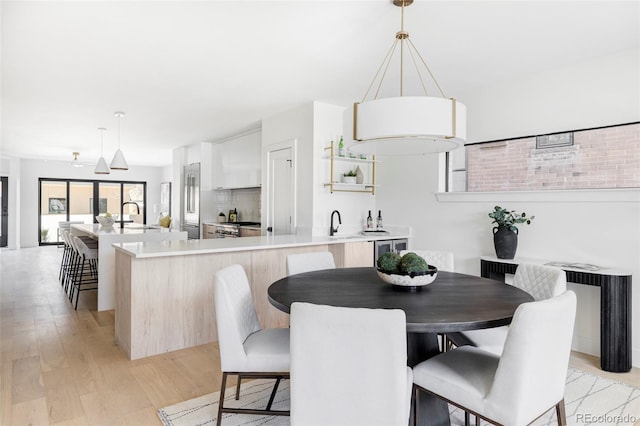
466,123,640,191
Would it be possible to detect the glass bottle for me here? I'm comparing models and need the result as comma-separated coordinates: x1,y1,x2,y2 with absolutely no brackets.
366,210,373,229
376,210,383,230
338,136,345,157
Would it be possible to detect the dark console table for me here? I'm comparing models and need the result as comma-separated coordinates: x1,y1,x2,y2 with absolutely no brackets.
481,256,632,373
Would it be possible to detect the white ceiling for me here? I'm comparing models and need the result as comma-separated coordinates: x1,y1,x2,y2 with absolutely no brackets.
2,0,638,167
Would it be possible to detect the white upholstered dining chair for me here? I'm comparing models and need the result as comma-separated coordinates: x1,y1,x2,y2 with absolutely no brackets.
447,263,567,355
399,250,454,272
290,302,412,426
213,264,290,425
286,251,336,276
399,250,455,352
413,291,577,426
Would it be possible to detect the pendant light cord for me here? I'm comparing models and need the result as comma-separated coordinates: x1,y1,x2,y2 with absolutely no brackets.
99,127,106,155
359,0,448,102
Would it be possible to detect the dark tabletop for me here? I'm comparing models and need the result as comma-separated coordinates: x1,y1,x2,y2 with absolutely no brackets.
268,267,534,333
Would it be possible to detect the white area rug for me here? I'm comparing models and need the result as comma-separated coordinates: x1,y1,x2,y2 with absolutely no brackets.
158,368,640,426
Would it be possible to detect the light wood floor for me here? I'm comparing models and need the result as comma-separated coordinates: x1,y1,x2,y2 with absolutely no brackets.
1,246,638,425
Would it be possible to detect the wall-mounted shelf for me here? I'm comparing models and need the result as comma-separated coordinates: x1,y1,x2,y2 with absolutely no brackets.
323,142,376,194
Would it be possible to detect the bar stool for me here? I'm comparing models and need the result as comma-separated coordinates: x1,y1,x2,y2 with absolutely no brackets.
64,232,82,297
68,235,99,310
59,230,75,292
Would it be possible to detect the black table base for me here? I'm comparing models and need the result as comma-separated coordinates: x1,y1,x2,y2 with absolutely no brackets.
408,333,451,426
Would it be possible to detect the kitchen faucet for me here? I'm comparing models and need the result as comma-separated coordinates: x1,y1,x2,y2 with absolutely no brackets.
120,202,141,228
330,210,341,236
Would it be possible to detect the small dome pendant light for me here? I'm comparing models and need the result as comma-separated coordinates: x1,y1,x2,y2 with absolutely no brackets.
94,128,110,175
110,111,129,170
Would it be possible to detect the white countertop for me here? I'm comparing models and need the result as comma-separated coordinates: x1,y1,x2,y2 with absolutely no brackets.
114,231,410,259
72,223,184,238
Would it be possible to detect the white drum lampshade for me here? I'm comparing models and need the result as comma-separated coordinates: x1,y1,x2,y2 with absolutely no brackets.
344,96,467,155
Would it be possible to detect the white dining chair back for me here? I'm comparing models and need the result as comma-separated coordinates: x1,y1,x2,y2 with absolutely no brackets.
447,263,567,355
399,250,454,272
213,264,290,424
413,291,577,426
290,302,412,426
512,262,567,301
214,264,289,372
286,251,336,276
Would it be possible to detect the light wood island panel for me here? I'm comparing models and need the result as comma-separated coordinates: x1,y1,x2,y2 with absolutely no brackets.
115,241,373,360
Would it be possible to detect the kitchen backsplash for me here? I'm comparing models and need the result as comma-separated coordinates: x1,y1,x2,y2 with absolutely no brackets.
214,187,261,222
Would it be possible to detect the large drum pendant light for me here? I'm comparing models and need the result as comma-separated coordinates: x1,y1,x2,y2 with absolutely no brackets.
110,111,129,170
344,0,467,155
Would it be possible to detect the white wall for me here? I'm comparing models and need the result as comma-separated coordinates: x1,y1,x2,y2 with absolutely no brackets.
377,47,640,366
262,102,315,235
262,101,377,236
3,157,165,248
312,102,377,236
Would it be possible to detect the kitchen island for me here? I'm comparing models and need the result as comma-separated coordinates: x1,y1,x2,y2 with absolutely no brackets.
113,231,410,359
71,224,188,311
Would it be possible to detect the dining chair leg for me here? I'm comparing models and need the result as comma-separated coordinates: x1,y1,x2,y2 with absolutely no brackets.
217,372,228,426
235,375,242,400
464,411,470,426
475,415,480,426
556,399,567,426
265,377,282,411
412,385,419,426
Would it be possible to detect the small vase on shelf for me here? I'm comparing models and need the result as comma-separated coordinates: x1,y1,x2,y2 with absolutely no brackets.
355,166,364,184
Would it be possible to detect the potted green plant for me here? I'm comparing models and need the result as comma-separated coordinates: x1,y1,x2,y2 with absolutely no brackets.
341,168,358,184
489,206,534,259
41,228,49,242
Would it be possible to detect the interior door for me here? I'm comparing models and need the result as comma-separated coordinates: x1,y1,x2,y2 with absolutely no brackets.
268,146,294,235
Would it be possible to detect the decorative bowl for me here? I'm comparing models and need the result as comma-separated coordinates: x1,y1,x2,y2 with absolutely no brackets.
376,266,438,287
96,214,118,227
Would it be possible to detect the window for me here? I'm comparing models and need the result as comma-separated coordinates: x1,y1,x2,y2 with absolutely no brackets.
448,122,640,192
38,178,146,245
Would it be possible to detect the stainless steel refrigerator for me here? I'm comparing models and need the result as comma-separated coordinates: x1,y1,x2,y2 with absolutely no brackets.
183,163,200,239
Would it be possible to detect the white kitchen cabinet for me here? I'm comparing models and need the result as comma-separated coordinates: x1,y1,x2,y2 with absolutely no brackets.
203,223,218,239
212,131,262,189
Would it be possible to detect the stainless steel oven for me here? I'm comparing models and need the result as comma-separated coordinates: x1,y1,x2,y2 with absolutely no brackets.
215,223,240,238
215,222,261,238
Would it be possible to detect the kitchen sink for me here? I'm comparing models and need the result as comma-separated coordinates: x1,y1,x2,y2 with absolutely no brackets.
328,235,363,240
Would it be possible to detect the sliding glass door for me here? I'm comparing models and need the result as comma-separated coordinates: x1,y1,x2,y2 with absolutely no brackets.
123,183,145,223
98,182,122,218
69,181,94,224
39,178,146,245
40,180,67,244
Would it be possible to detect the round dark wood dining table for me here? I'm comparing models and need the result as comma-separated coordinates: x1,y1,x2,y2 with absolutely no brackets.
268,266,534,426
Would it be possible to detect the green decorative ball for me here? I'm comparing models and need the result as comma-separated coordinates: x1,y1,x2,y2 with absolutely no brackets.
376,252,402,272
399,252,430,273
